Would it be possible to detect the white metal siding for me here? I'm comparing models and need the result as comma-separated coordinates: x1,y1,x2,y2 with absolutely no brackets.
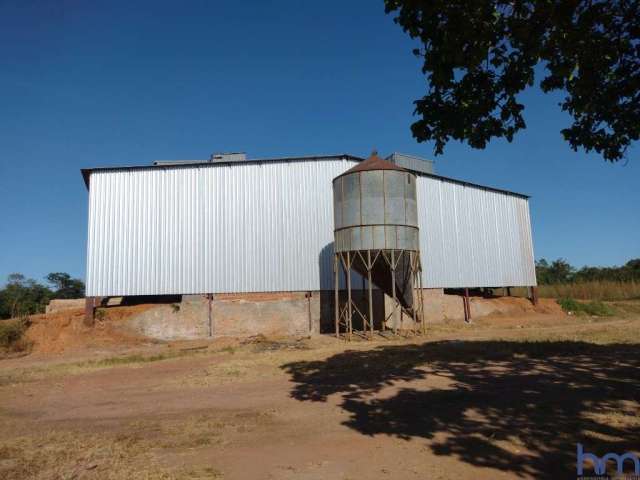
85,159,536,296
417,177,536,288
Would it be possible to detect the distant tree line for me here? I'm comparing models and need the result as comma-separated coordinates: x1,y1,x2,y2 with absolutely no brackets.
536,259,640,285
0,273,85,319
1,260,637,317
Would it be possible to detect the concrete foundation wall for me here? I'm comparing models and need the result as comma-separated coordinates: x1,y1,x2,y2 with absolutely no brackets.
122,290,388,340
124,292,331,340
125,295,210,339
212,292,314,337
46,298,86,314
120,289,539,340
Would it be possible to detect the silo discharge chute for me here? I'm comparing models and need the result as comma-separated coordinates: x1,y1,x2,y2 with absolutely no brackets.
333,151,425,339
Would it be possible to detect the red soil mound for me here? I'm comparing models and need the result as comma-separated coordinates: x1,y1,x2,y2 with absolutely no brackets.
25,305,157,354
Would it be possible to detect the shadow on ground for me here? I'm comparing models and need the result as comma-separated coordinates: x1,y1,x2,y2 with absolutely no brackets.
281,340,640,478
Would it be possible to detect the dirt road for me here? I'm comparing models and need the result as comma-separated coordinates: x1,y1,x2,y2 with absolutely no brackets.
1,308,639,479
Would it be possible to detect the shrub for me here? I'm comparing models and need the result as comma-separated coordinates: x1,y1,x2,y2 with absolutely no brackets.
557,298,615,316
0,318,31,353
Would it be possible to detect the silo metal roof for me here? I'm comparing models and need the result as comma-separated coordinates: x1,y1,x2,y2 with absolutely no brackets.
337,152,407,178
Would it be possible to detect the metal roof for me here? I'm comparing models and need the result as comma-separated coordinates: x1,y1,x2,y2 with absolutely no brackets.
336,151,407,178
80,153,530,199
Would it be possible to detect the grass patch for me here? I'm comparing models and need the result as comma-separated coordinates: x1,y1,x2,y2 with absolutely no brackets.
0,428,218,480
0,411,237,479
79,353,173,367
510,281,640,301
610,301,640,316
541,281,640,301
0,348,211,388
557,298,615,316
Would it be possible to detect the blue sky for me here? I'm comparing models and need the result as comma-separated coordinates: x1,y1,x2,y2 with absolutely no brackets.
1,0,638,285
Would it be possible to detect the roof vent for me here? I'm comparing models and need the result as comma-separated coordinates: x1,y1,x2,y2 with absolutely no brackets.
209,152,246,163
385,152,435,175
153,160,204,166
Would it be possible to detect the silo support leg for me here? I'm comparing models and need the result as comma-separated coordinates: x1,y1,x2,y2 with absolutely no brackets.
391,250,397,335
409,253,418,335
346,251,353,341
367,250,374,339
334,254,339,338
419,261,426,335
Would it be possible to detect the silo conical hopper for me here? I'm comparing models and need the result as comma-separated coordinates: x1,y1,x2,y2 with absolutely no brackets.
333,152,424,338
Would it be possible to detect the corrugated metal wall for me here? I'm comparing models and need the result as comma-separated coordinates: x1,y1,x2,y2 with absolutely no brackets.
417,177,536,288
85,158,536,297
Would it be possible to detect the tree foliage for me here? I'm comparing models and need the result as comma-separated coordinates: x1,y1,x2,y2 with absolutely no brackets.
0,273,85,319
45,272,85,299
535,258,574,284
535,258,640,285
0,274,51,319
384,0,640,161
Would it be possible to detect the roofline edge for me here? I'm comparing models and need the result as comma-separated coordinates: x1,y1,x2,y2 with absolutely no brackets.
80,154,530,199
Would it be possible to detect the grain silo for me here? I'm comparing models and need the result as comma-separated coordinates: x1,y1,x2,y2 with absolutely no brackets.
332,152,425,339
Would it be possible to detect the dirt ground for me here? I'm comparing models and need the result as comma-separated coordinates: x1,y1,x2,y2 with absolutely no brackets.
1,301,639,479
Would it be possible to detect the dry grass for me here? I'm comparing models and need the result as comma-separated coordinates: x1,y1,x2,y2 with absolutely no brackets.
513,281,640,301
0,337,315,389
0,429,171,480
0,407,274,479
0,426,227,480
0,347,217,388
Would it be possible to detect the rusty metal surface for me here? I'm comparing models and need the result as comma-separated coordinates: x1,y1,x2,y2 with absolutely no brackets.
335,152,406,178
333,165,420,252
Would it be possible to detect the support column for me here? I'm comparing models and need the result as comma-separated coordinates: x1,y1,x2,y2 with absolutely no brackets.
84,297,95,326
531,286,539,305
208,294,214,337
305,291,312,335
463,288,471,323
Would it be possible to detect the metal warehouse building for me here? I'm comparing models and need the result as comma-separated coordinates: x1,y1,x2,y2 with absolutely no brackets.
81,153,537,337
